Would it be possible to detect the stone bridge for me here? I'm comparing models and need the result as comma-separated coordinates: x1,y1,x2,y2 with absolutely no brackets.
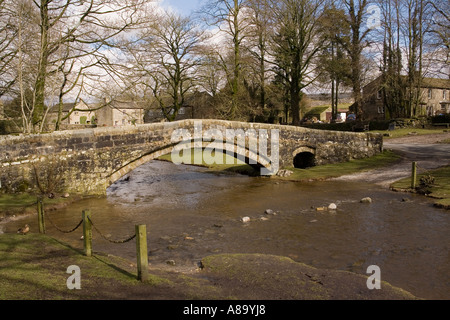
0,119,383,195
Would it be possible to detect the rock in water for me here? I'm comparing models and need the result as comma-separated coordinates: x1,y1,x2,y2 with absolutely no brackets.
277,169,293,177
360,197,373,203
328,203,337,210
241,216,251,223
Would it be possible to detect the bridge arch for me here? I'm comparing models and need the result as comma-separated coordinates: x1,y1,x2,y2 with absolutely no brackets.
106,139,271,187
292,146,316,169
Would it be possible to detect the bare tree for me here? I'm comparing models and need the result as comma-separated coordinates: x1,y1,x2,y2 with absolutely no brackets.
341,0,372,121
201,0,251,120
196,49,226,98
427,0,449,79
0,0,18,98
317,5,352,121
379,0,406,118
124,10,203,122
243,0,272,115
1,0,149,133
376,0,438,118
270,0,325,125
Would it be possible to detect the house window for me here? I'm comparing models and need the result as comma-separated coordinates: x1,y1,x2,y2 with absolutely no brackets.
428,89,432,100
377,105,385,114
444,90,447,100
377,90,382,100
179,107,185,115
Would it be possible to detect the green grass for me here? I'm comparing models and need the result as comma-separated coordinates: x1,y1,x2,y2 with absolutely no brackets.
0,193,38,207
278,150,401,182
391,165,450,209
0,233,417,300
370,128,448,139
0,193,72,218
159,149,401,182
158,149,258,175
0,233,138,299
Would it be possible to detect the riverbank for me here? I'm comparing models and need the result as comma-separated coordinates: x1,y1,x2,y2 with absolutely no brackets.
158,149,402,182
0,233,417,300
334,130,450,209
390,165,450,209
0,193,86,224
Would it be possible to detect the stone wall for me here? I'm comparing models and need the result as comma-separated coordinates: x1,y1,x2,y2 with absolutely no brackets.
0,120,383,195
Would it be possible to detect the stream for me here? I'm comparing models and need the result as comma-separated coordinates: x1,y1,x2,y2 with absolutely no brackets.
3,160,449,300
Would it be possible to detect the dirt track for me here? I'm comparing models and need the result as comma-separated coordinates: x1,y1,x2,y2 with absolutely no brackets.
333,132,450,187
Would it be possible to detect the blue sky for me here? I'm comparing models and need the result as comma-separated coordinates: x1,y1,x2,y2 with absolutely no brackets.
161,0,204,15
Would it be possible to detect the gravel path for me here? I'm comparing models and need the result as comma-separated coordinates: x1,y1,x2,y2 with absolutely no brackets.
333,132,450,188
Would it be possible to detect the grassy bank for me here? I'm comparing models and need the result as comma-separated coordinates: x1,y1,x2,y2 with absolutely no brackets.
370,128,449,140
0,233,417,300
159,149,401,182
391,165,450,209
0,193,81,221
0,233,172,300
274,150,401,182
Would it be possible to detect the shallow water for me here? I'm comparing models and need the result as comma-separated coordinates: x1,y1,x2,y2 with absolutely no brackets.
4,160,449,299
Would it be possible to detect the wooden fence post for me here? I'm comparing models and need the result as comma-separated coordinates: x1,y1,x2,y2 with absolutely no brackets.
411,161,417,189
82,210,92,257
135,225,149,281
37,198,46,234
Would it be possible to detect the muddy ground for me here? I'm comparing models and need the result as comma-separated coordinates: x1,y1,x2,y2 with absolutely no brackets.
333,132,450,187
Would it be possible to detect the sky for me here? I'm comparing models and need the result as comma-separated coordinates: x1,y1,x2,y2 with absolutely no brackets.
160,0,204,15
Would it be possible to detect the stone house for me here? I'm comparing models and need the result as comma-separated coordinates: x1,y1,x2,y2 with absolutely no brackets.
422,78,450,116
66,100,96,125
362,76,450,120
47,100,96,127
96,100,145,127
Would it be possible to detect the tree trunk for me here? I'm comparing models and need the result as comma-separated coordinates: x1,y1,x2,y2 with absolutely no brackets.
290,79,301,126
34,0,49,131
230,0,240,120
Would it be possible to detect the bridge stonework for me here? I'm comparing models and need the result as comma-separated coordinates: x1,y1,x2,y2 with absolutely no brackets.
0,119,383,195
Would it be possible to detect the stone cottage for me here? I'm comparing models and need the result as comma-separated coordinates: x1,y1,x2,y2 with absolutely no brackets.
362,76,450,120
96,100,145,127
47,100,96,128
